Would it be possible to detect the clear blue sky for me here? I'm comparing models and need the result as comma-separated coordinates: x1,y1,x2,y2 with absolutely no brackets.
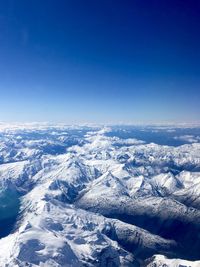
0,0,200,123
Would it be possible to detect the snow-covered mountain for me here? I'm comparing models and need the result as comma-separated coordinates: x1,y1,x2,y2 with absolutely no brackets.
0,124,200,266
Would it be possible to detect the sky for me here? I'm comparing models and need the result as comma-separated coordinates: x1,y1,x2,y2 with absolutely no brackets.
0,0,200,124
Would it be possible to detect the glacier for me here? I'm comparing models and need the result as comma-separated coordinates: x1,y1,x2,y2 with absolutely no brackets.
0,123,200,266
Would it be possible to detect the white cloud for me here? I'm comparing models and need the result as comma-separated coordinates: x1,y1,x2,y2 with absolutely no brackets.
174,135,200,143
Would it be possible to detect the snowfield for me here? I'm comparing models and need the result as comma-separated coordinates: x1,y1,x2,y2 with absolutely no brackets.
0,124,200,266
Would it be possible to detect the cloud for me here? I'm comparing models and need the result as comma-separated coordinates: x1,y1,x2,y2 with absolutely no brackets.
174,135,200,143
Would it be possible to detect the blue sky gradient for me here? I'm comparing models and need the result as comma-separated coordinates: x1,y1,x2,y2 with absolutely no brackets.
0,1,200,123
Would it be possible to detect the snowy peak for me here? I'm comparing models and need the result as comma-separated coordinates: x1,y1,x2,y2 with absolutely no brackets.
0,125,200,266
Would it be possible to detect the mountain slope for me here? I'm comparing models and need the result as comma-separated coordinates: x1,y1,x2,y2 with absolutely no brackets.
0,125,199,266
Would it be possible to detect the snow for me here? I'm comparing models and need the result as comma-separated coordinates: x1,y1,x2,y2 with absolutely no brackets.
145,254,200,267
0,124,199,266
